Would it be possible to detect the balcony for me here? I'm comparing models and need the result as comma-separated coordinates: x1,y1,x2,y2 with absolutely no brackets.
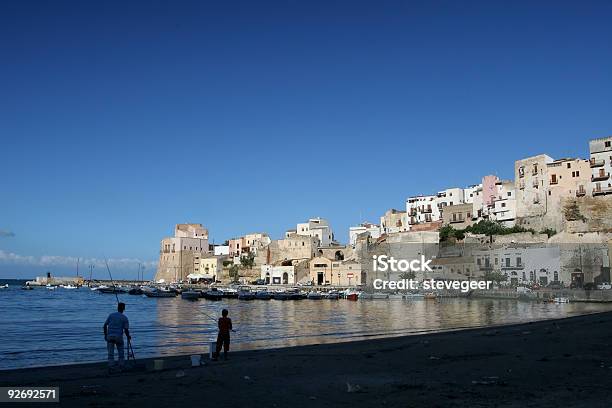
550,179,558,185
450,218,465,224
592,172,610,182
422,207,433,214
593,186,612,196
576,190,586,197
590,158,605,168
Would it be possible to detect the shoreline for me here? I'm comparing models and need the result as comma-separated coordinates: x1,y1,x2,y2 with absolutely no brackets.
1,309,606,373
2,311,612,407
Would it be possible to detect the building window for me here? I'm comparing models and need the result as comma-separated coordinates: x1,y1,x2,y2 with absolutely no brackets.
517,257,522,267
505,258,511,267
606,141,611,148
567,163,571,169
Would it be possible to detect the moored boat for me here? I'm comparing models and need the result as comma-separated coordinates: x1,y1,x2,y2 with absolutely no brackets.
98,286,128,294
203,287,224,300
325,291,340,300
181,290,201,300
145,289,177,298
307,291,323,300
424,292,437,300
238,289,256,300
255,291,271,300
128,287,144,295
0,284,9,289
221,288,239,298
21,285,33,290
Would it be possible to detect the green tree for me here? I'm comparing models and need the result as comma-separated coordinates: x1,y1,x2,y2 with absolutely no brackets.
229,265,240,283
240,252,255,270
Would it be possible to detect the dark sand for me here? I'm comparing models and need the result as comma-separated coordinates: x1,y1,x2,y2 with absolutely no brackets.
2,312,612,407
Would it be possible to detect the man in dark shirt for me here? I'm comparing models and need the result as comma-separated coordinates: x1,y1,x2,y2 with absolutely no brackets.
214,309,232,360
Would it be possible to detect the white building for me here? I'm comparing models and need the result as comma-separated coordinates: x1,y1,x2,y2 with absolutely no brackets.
473,246,561,286
491,180,517,227
436,188,465,209
295,217,335,246
261,264,295,285
214,245,230,256
406,195,441,228
463,184,482,205
349,222,381,246
589,136,612,196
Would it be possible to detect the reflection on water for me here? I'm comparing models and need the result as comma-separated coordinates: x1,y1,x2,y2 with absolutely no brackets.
1,286,611,370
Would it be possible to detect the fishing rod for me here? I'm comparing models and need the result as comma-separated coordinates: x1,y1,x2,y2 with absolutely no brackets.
104,258,120,304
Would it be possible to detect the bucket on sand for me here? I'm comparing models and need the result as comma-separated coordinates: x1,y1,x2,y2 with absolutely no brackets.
208,341,217,359
153,359,164,371
190,354,201,367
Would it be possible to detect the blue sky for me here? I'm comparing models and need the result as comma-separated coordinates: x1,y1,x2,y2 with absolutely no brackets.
1,0,611,279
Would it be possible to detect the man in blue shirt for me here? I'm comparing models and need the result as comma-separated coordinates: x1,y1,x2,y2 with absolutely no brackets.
103,302,131,371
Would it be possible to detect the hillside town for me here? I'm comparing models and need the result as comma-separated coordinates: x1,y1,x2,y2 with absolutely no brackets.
155,136,612,290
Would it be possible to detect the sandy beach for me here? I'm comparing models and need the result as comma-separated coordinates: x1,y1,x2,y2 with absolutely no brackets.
1,312,611,407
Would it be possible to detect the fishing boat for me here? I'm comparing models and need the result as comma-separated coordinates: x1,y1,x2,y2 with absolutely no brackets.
345,290,360,301
424,292,437,300
238,289,256,300
181,290,201,300
98,286,128,294
307,291,323,300
272,291,291,300
60,284,78,289
221,288,239,298
255,291,272,300
325,291,340,300
21,285,33,290
145,289,177,298
553,297,570,303
203,287,224,300
46,285,56,290
0,284,8,289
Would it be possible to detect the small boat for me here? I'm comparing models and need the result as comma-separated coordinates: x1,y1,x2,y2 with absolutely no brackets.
307,291,323,300
98,286,128,294
46,285,56,290
345,290,360,301
128,287,144,295
61,284,78,289
181,290,201,300
21,285,33,290
272,291,291,300
403,292,425,299
203,288,224,300
553,297,570,303
325,291,340,300
221,288,239,298
238,290,256,300
145,289,177,298
0,284,8,289
255,291,271,300
424,292,437,300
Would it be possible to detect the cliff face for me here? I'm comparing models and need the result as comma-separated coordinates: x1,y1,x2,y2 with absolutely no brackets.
564,197,612,233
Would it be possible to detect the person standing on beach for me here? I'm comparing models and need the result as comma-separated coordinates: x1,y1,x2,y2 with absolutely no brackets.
103,302,131,371
214,309,232,361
